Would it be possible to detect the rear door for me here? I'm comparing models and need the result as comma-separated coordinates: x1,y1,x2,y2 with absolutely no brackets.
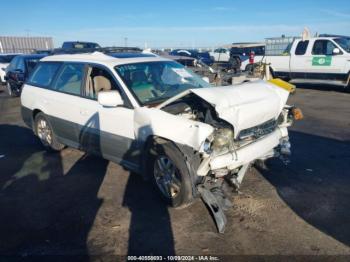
43,62,86,147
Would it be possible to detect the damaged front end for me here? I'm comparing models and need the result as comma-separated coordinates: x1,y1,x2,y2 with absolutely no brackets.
135,80,302,233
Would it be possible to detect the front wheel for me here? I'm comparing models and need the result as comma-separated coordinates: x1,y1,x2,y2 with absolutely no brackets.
34,112,65,151
148,141,194,208
6,82,16,97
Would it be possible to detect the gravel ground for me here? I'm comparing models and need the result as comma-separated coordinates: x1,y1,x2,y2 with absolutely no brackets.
0,84,349,260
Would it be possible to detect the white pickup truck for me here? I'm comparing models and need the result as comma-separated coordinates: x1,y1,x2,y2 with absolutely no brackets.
264,36,350,88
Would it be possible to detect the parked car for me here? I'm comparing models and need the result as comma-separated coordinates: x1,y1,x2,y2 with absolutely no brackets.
229,43,265,71
21,51,300,232
62,41,101,49
264,35,350,89
5,54,47,97
0,54,21,85
209,48,230,62
169,49,214,65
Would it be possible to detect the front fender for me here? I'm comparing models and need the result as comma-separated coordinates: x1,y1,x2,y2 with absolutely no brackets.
134,107,214,151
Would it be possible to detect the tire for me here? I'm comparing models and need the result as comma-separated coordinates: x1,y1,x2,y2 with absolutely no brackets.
245,64,254,73
148,141,194,208
34,112,65,152
6,82,16,97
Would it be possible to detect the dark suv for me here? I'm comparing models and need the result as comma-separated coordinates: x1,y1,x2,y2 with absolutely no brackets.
5,54,47,97
62,41,101,49
169,49,214,66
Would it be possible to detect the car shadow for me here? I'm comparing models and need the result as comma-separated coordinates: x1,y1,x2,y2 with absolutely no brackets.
0,124,108,258
122,125,175,256
122,172,175,255
258,130,350,246
295,83,349,93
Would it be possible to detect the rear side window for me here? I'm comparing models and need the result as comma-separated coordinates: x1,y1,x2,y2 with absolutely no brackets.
53,63,85,95
28,62,61,87
295,40,309,55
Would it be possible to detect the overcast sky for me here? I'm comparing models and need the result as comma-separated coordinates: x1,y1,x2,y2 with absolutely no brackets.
1,0,350,48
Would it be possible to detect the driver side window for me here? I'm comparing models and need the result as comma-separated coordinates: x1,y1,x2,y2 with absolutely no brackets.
84,66,121,100
312,40,338,55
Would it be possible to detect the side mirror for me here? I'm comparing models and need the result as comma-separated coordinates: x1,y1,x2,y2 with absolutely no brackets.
202,76,210,83
1,67,6,72
98,91,124,107
333,48,341,55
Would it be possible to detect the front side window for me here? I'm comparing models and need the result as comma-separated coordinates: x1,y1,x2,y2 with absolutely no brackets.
53,63,85,95
115,61,211,105
7,57,18,71
312,40,338,55
28,62,61,87
295,40,309,55
84,66,118,100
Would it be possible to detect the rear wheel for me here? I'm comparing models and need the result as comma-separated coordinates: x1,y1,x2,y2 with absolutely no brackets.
34,112,64,151
148,141,194,208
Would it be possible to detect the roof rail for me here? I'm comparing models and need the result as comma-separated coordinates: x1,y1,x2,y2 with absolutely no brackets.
51,46,142,55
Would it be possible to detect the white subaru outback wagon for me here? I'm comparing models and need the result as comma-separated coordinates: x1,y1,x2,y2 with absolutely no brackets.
21,51,299,229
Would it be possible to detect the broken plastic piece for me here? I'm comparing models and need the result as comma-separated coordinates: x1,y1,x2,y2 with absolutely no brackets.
198,185,227,233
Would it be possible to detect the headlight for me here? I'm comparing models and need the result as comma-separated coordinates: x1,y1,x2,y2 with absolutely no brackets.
212,128,234,154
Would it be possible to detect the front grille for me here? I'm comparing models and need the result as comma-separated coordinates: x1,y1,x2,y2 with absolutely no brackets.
238,118,277,141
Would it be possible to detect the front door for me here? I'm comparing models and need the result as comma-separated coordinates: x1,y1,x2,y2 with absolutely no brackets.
77,65,137,167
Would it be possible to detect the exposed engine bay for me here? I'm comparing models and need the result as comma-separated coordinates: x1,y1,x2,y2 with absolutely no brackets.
160,90,299,233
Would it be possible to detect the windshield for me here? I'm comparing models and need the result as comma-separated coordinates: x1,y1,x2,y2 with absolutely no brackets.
115,61,211,105
334,37,350,52
25,58,41,73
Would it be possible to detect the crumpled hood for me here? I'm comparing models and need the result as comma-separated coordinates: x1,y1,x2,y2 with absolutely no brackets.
158,80,290,136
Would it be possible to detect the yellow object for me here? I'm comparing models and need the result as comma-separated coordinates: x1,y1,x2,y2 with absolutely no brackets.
268,78,296,93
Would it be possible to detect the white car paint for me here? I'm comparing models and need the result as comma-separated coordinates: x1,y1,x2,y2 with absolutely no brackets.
0,63,8,83
134,107,214,150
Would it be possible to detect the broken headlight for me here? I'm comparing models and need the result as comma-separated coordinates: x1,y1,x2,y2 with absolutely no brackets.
212,128,234,154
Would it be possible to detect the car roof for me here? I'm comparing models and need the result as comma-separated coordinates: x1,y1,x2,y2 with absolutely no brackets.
41,51,171,66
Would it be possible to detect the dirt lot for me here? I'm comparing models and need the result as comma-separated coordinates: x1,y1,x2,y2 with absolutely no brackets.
0,84,349,259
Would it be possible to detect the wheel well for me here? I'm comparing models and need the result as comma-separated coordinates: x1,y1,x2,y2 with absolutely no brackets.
32,109,42,120
32,110,42,133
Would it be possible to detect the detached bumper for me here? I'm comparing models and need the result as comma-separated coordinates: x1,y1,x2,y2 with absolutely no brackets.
197,127,288,176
